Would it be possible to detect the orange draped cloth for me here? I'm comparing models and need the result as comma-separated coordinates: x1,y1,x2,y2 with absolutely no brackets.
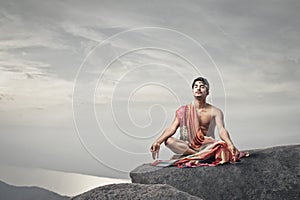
176,102,205,150
174,102,248,168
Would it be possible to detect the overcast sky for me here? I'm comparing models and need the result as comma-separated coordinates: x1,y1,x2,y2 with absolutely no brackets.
0,0,299,195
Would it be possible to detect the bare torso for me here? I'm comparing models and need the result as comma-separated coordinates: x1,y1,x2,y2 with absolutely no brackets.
196,103,217,138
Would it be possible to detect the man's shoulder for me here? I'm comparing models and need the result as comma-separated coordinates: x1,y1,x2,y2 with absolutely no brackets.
176,105,186,111
207,104,223,115
175,105,186,115
176,103,191,110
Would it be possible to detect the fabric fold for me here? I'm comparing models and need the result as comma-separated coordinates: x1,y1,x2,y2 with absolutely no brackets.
174,136,249,168
173,102,249,168
176,102,205,150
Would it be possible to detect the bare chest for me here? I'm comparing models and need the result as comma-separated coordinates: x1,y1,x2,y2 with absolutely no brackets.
196,109,213,127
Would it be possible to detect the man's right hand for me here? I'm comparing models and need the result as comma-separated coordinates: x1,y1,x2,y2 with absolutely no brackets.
150,142,161,160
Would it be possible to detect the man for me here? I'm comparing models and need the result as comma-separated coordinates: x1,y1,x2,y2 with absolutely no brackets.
150,77,241,165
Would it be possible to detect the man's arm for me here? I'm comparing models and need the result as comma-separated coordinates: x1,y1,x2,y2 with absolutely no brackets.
150,116,180,159
214,108,239,160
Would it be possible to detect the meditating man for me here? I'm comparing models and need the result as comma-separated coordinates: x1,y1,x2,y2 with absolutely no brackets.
150,77,243,166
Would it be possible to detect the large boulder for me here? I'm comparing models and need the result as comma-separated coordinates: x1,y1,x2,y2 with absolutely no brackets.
130,145,300,200
71,183,202,200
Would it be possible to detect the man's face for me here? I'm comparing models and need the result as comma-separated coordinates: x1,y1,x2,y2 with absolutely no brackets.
192,81,209,98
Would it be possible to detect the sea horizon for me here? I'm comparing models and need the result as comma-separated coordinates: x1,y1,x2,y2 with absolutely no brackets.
0,164,130,197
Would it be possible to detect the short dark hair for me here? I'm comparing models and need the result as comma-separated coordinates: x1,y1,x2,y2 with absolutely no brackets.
192,77,210,91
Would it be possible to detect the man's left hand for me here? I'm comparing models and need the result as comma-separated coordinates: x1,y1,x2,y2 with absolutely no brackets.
228,144,240,162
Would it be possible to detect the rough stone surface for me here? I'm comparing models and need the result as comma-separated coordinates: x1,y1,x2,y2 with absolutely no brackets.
71,183,202,200
130,145,300,200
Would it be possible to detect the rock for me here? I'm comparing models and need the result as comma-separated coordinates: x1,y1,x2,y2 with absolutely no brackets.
130,145,300,200
71,183,202,200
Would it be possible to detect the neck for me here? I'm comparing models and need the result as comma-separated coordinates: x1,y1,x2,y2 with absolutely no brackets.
194,97,207,109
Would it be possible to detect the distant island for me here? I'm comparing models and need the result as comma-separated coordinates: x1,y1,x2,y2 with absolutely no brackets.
0,180,69,200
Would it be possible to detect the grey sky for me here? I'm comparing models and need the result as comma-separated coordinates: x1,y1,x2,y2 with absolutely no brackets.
0,0,299,191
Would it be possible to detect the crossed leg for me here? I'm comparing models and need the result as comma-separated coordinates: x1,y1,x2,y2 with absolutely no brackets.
164,137,197,155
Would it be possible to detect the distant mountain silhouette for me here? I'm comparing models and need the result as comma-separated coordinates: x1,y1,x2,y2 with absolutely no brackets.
0,180,69,200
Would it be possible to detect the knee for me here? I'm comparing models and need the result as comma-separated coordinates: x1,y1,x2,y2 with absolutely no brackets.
164,137,175,146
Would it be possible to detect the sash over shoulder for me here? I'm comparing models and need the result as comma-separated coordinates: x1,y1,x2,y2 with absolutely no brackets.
153,103,249,168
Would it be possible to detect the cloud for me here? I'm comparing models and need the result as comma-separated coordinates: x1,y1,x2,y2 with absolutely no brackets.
0,0,299,184
0,8,69,50
0,52,73,118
